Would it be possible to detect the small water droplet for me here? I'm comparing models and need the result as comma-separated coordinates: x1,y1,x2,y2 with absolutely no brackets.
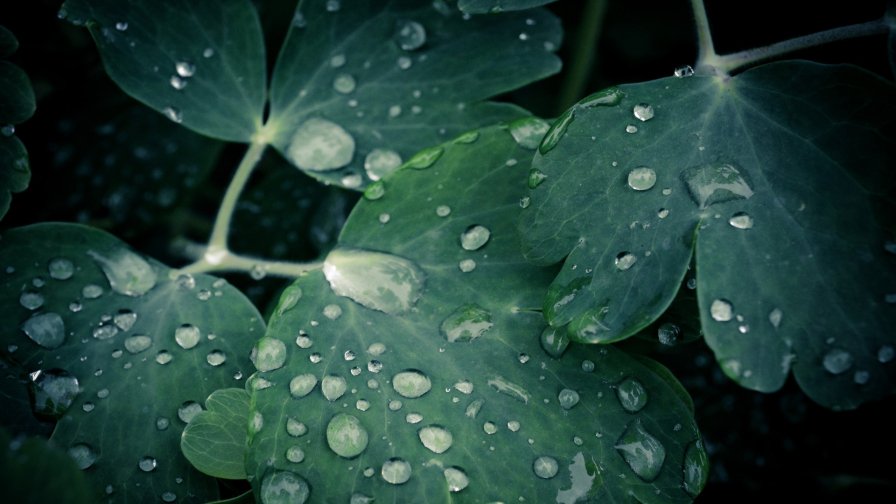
396,55,413,70
367,360,382,373
440,304,493,342
175,61,195,78
392,370,431,398
1,124,14,136
19,291,44,310
289,374,317,398
853,370,870,384
286,445,305,463
138,456,157,472
322,304,343,320
615,419,666,481
333,73,356,94
286,418,308,437
178,401,202,424
156,417,170,430
710,299,734,322
633,103,655,122
406,146,443,169
616,378,647,412
124,334,152,354
728,212,754,229
287,118,355,172
458,259,477,273
170,75,187,90
528,168,548,188
657,323,680,345
163,106,182,123
519,196,531,209
324,248,425,315
378,213,391,224
625,124,638,134
540,326,569,358
251,337,287,371
364,149,402,181
878,345,894,363
627,167,656,191
113,309,137,331
395,19,426,51
260,470,310,504
174,324,200,349
68,443,98,470
444,467,469,492
460,225,491,251
614,251,637,271
155,350,173,365
822,348,854,374
326,413,369,458
203,47,215,58
558,388,580,410
205,350,226,366
533,456,559,479
321,375,347,401
48,258,75,280
418,425,453,453
161,492,177,502
21,313,65,349
381,458,412,485
482,421,498,434
674,65,695,77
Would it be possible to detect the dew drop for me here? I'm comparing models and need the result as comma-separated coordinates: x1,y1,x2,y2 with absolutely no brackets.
323,248,425,315
657,208,670,219
321,375,347,401
322,304,343,320
460,225,491,251
614,251,637,271
528,168,548,188
48,258,75,280
509,117,550,150
458,259,476,272
444,467,469,492
682,162,754,208
138,456,157,472
286,446,305,463
728,212,754,229
289,374,318,398
19,291,44,310
406,146,443,169
558,388,580,410
87,248,157,296
533,456,559,479
822,348,854,375
627,167,656,191
633,103,655,121
395,20,426,51
156,417,170,430
710,299,734,322
68,443,98,470
616,378,648,412
483,421,497,434
178,401,202,424
286,118,355,172
163,106,182,123
155,350,173,365
392,370,431,398
286,418,308,437
853,370,870,385
260,470,309,504
615,420,666,481
768,308,783,328
333,73,356,94
381,458,412,485
174,324,200,349
657,323,680,346
683,440,708,496
878,345,895,363
364,149,402,181
113,309,137,331
206,350,226,366
440,304,493,342
418,425,453,453
674,65,695,77
124,334,152,354
326,413,369,458
454,380,473,394
21,313,65,349
540,326,570,358
29,368,79,417
436,205,451,217
251,337,287,372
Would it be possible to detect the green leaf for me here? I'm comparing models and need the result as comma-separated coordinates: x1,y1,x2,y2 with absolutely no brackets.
60,0,266,142
0,26,35,221
181,388,250,480
206,490,255,504
0,427,92,504
0,223,265,502
0,357,55,438
266,1,561,188
246,125,706,502
520,62,896,409
458,0,557,14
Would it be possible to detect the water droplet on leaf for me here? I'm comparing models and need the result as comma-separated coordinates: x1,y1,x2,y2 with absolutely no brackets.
381,458,412,485
48,258,74,280
533,456,559,479
251,337,287,372
29,368,79,417
615,420,666,481
392,370,431,398
509,117,550,150
682,162,754,208
441,304,493,342
460,225,491,251
632,103,655,121
418,425,453,453
710,299,734,322
326,413,369,458
627,167,656,191
287,118,355,172
323,248,425,315
395,20,426,51
289,374,318,398
260,470,310,504
823,348,854,374
616,378,647,412
21,313,65,349
87,248,157,296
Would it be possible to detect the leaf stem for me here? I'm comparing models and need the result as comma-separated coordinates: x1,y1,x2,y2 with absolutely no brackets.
556,0,608,112
689,0,717,73
711,18,889,74
207,140,267,252
178,249,322,278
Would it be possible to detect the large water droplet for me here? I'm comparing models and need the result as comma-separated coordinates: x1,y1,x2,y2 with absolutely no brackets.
321,375,347,401
286,418,308,437
138,456,157,472
323,248,425,315
440,304,493,342
381,458,412,485
68,443,98,470
627,167,656,191
418,425,453,453
682,162,754,208
615,419,666,481
326,413,369,458
48,258,75,280
174,323,200,349
558,388,580,410
206,350,226,366
251,337,287,372
683,440,708,496
822,348,854,374
710,299,734,322
124,334,152,354
289,374,318,398
29,368,79,417
21,313,65,349
632,103,655,121
444,467,469,492
487,376,530,404
616,378,647,412
728,212,754,229
392,370,431,398
509,117,550,150
460,225,491,251
286,118,355,172
395,20,426,50
614,251,637,271
260,470,310,504
364,149,402,181
178,401,203,424
87,248,157,296
533,456,559,479
540,326,570,358
19,291,44,310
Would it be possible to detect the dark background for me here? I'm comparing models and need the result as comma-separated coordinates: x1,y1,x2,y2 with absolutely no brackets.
1,0,894,501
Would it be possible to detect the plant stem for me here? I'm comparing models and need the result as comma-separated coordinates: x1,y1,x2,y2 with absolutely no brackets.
556,0,608,113
179,250,322,278
207,140,267,252
712,18,889,74
689,0,717,73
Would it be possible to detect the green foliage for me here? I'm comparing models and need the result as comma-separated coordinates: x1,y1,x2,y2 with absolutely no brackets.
1,0,894,502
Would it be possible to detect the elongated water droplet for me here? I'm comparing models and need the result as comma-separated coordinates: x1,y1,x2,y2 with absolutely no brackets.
682,162,754,208
260,470,310,504
509,117,550,150
21,313,65,349
683,440,708,496
540,326,570,358
392,370,431,398
87,248,157,296
487,376,530,403
326,413,369,458
633,103,655,121
616,378,647,412
395,20,426,50
163,106,182,123
615,419,666,481
528,168,548,188
321,375,347,401
48,258,74,280
533,456,559,479
29,368,79,417
728,211,754,229
580,86,624,108
768,308,783,328
823,348,853,374
251,337,287,372
614,251,637,270
323,248,425,315
710,299,733,322
68,443,97,470
381,458,412,485
418,425,453,453
287,118,355,172
406,146,443,169
441,304,492,342
444,467,469,492
627,167,656,191
364,149,402,181
538,107,575,155
460,225,491,251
